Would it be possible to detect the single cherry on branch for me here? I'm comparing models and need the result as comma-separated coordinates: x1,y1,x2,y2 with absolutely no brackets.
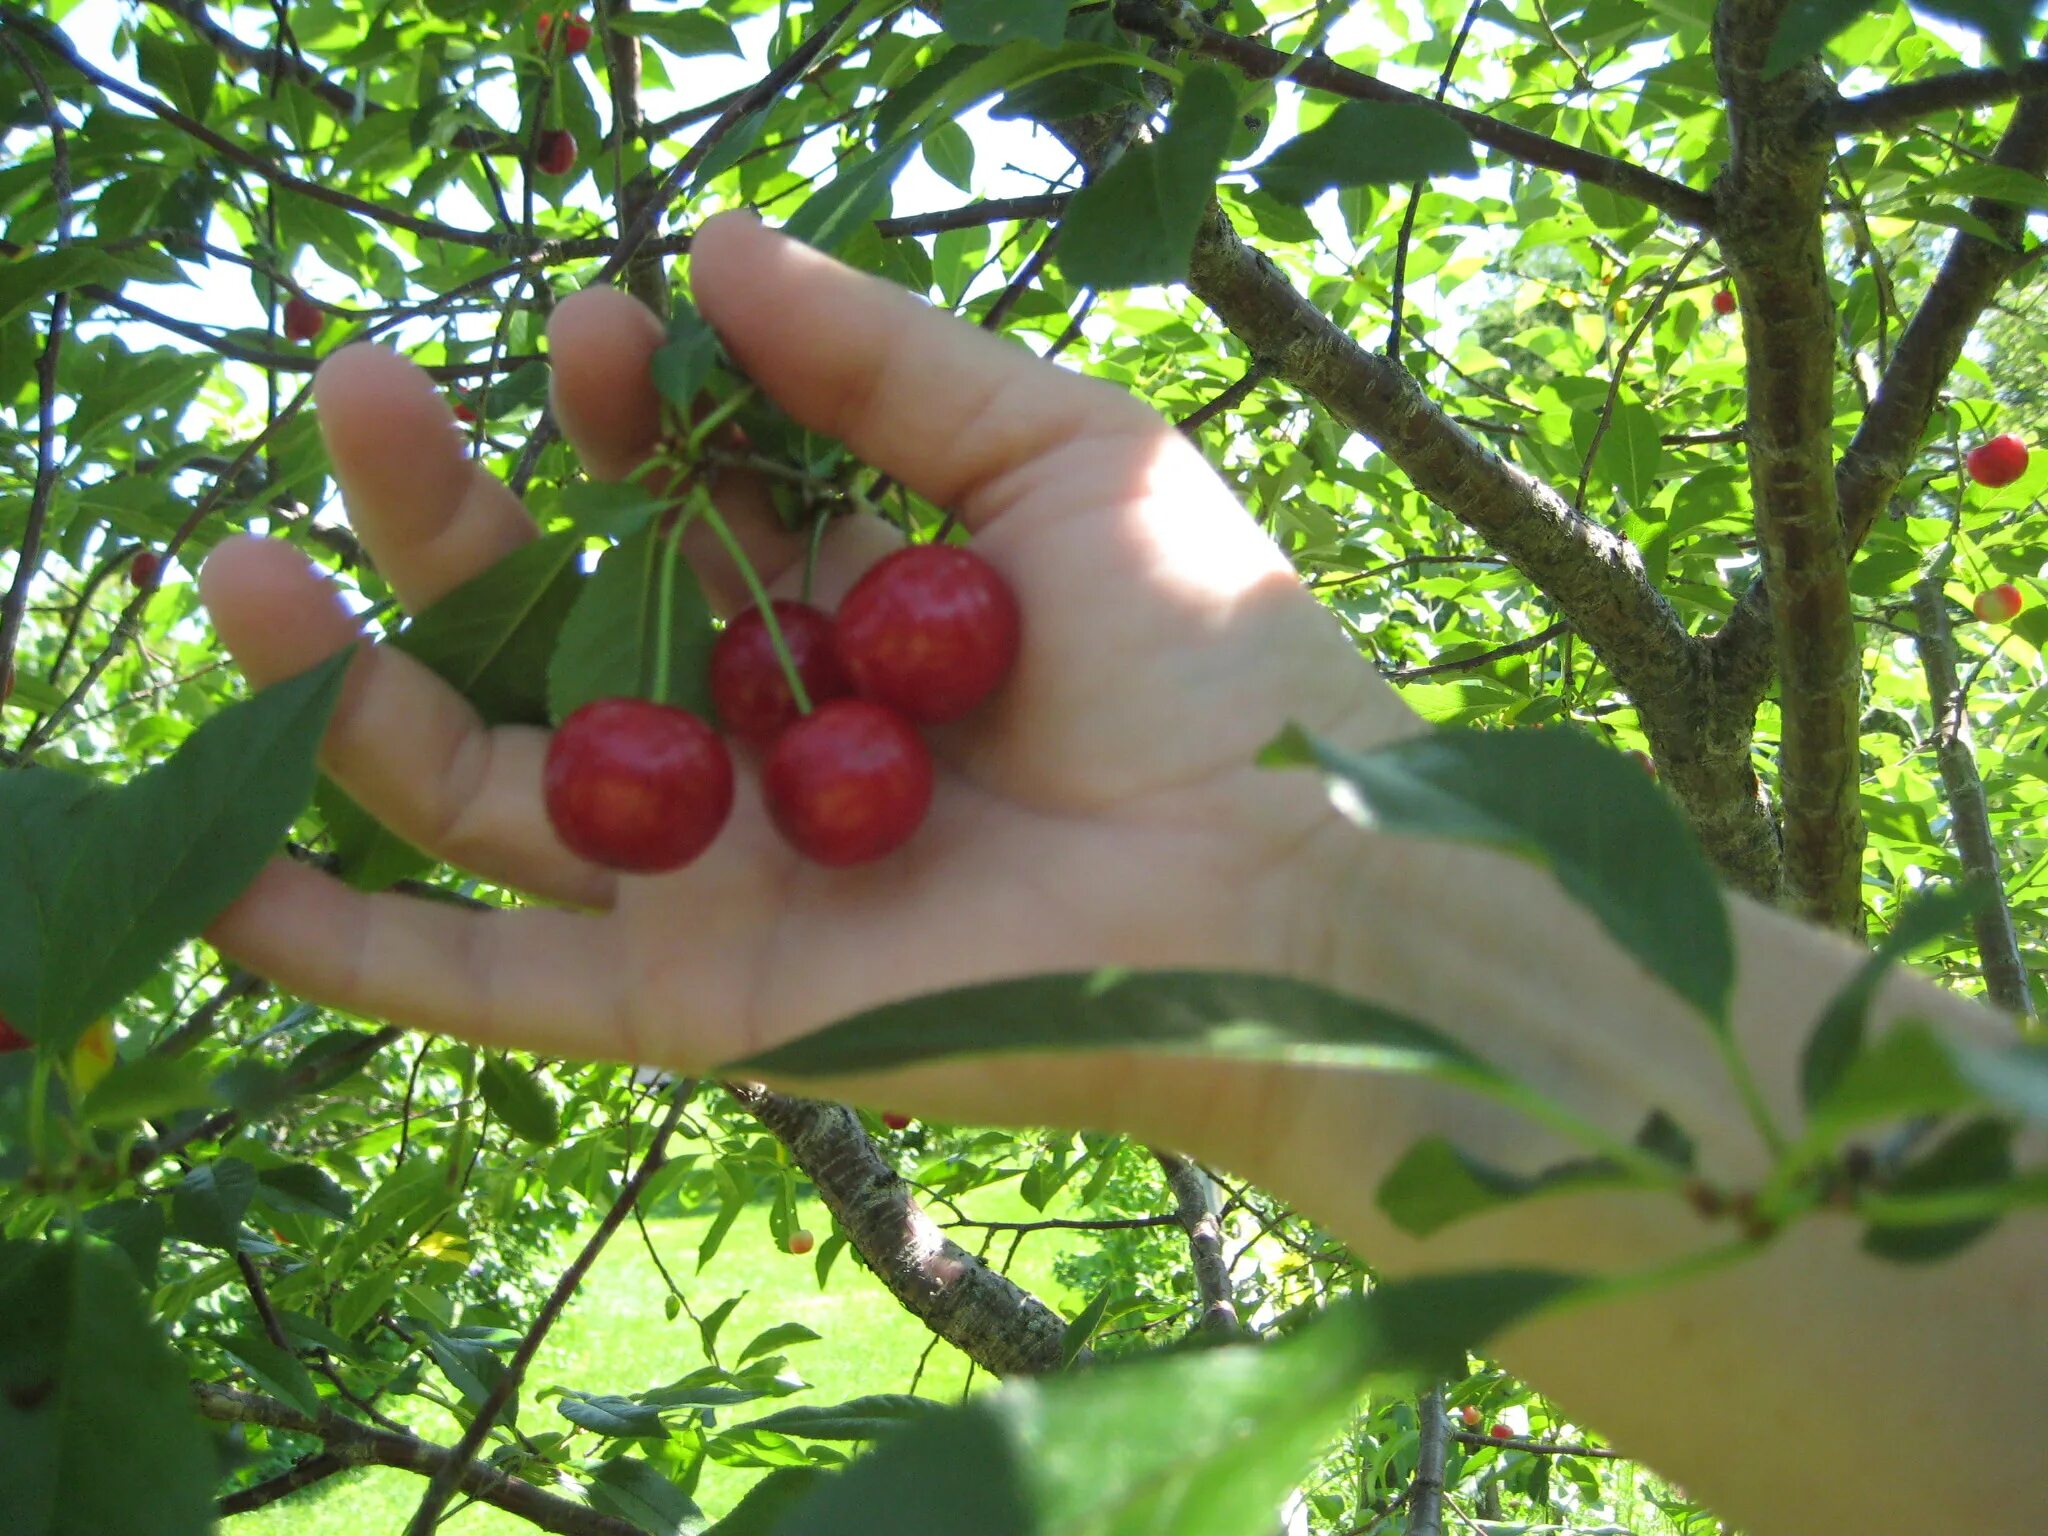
1711,288,1736,316
709,600,850,746
1966,433,2029,488
1489,1423,1514,1441
785,1228,815,1256
129,549,164,589
0,1012,27,1054
536,129,578,177
282,296,325,344
834,545,1021,723
1973,583,2024,624
881,1112,912,1131
543,697,733,872
763,699,934,867
537,12,592,54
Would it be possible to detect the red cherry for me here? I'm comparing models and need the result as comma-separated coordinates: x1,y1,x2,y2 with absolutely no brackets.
1489,1423,1513,1441
129,549,163,589
1967,433,2029,488
537,12,591,54
834,546,1020,723
543,698,733,872
786,1228,814,1255
1711,288,1736,316
282,296,324,344
0,1013,26,1053
881,1112,912,1131
709,601,851,747
1973,583,2024,624
536,129,578,177
1459,1405,1482,1429
763,700,933,867
453,401,478,424
1626,748,1656,778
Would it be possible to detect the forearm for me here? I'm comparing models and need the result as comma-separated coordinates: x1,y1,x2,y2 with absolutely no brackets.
1251,831,2043,1534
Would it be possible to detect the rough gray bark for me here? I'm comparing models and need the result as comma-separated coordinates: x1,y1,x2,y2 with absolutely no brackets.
729,1084,1078,1376
1406,1385,1448,1536
1154,1150,1243,1336
1910,578,2031,1016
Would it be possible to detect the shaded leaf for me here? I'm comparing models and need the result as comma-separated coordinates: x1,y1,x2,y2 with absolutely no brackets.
1801,883,1983,1111
478,1055,561,1146
943,0,1073,48
587,1456,708,1536
392,534,583,726
547,523,715,722
1263,724,1734,1027
748,1395,944,1440
737,1322,822,1366
0,1239,215,1536
557,1391,669,1439
217,1332,324,1418
1254,100,1476,204
1863,1118,2014,1263
170,1157,258,1251
1061,65,1239,291
78,1054,214,1128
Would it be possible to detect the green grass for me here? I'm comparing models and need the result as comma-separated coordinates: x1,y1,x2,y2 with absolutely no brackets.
234,1190,1087,1533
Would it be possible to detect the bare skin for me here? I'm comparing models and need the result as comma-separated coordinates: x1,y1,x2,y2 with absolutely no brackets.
201,212,2043,1534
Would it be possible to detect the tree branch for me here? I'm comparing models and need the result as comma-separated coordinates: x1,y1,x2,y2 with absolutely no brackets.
1109,0,1716,229
1711,90,2048,712
1909,578,2031,1015
729,1084,1080,1376
194,1385,642,1536
1153,1150,1242,1337
1827,59,2048,135
1715,5,1863,929
875,192,1072,239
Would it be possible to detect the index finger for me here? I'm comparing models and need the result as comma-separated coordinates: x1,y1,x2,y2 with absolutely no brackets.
690,212,1166,528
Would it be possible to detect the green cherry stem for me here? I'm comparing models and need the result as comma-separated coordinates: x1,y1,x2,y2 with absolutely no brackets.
801,509,830,606
650,502,688,706
688,384,757,456
696,497,814,715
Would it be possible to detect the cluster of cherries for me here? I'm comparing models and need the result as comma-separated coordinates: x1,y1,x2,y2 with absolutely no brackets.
1966,433,2031,624
543,543,1019,872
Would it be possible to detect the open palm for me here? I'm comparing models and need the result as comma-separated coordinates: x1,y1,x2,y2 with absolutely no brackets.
203,214,1414,1111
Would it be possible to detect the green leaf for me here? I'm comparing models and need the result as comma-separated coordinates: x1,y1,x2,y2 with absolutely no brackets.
703,1469,825,1536
737,1322,822,1366
1253,100,1477,204
417,1321,510,1412
1800,883,1983,1111
766,1273,1579,1536
1764,0,1872,74
315,777,435,892
0,768,103,1044
547,524,716,722
171,1156,258,1250
1575,397,1663,512
1265,724,1734,1028
217,1331,324,1418
134,29,217,118
1060,1286,1114,1367
29,653,347,1048
80,1200,165,1286
943,0,1073,48
587,1455,707,1536
748,1395,942,1440
477,1055,562,1145
733,970,1494,1095
254,1163,355,1223
0,1239,215,1536
1060,65,1239,291
785,141,917,253
922,119,977,193
392,534,584,726
1802,1019,1976,1143
557,1391,670,1438
1863,1118,2014,1263
559,481,672,543
614,11,743,57
77,1055,214,1128
650,299,728,412
1376,1136,1632,1238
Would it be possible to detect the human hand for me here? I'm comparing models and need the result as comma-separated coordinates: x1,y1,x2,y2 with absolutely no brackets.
200,212,1417,1139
